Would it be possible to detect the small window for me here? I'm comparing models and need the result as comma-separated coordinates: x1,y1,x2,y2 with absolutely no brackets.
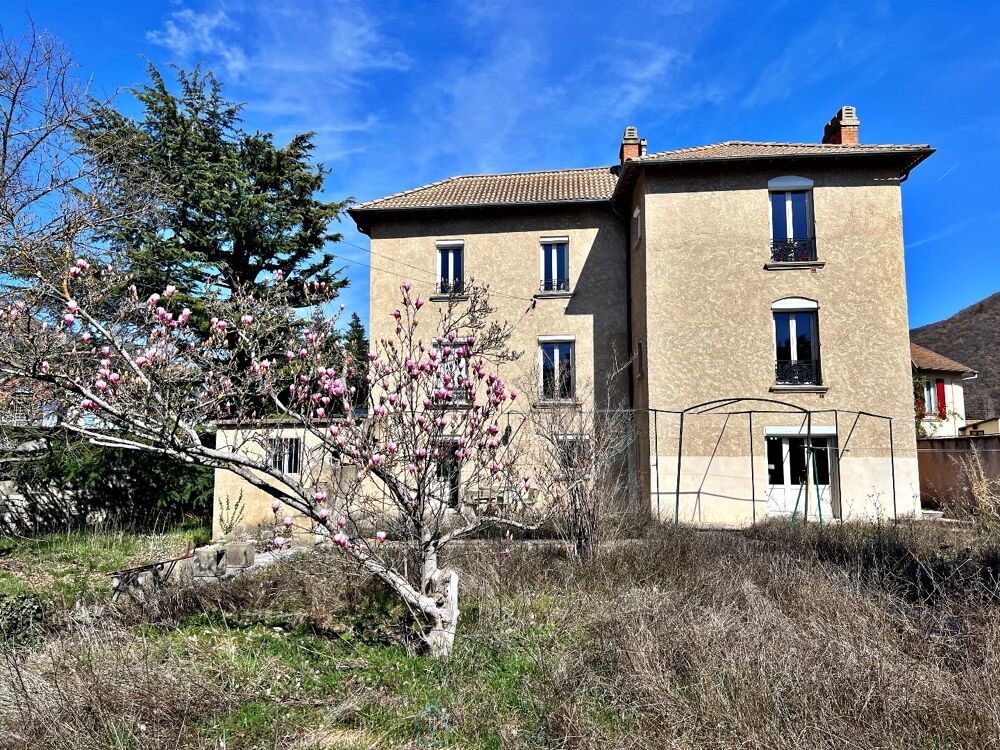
269,437,301,475
437,241,464,294
768,177,815,262
434,441,462,508
540,339,575,401
772,300,820,385
632,206,642,248
539,239,569,292
432,337,469,403
971,430,985,436
922,380,938,417
636,340,644,378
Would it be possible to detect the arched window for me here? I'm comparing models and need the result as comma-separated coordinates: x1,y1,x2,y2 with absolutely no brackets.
771,298,821,385
768,176,816,263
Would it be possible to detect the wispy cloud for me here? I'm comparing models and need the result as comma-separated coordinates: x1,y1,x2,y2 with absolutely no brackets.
147,8,249,79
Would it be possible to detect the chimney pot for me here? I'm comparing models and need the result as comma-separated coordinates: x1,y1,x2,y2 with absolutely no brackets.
619,126,643,164
822,105,860,145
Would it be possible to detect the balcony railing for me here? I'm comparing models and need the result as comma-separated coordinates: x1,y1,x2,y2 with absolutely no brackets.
775,358,821,385
539,278,570,293
770,238,817,263
436,278,465,295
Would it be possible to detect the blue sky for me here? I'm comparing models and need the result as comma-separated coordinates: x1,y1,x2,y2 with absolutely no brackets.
8,1,999,330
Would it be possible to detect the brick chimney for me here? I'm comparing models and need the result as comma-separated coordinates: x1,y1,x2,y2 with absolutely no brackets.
619,126,647,164
822,105,860,145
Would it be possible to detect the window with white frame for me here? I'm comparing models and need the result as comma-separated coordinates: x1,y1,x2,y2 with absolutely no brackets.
269,437,301,475
922,380,938,417
539,338,575,401
432,337,469,403
768,176,815,262
772,298,821,385
434,438,462,508
436,240,464,294
539,237,569,292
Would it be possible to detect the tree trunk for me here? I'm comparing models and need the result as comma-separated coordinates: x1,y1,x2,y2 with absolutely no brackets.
420,548,460,658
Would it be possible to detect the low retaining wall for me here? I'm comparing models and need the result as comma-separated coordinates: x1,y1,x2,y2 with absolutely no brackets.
917,435,1000,508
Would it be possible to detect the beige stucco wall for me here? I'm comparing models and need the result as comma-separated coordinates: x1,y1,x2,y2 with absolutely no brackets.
367,207,630,410
637,162,921,523
211,425,352,540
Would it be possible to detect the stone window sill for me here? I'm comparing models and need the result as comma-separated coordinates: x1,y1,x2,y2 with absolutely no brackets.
533,291,574,300
769,384,830,394
763,261,826,271
532,399,582,409
429,294,469,302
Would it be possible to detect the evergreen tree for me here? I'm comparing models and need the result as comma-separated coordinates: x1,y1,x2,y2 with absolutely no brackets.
78,64,350,320
344,312,370,407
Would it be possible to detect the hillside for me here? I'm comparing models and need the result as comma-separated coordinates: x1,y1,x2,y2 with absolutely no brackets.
911,291,1000,418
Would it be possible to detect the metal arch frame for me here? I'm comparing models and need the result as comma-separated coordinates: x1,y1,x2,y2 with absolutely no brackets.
658,397,897,526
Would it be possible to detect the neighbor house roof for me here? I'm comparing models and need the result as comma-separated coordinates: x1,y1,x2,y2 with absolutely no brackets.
910,343,977,375
350,166,619,212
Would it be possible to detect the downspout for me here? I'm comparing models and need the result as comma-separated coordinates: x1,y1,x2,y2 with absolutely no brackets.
609,177,634,410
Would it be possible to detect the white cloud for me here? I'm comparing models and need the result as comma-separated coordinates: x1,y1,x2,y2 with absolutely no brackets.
147,8,249,79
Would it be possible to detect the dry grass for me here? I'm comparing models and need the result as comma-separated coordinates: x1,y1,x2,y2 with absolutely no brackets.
3,521,1000,748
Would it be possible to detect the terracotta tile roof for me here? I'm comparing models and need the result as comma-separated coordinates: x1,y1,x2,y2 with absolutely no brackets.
351,141,933,215
636,141,932,162
910,343,976,374
351,166,619,211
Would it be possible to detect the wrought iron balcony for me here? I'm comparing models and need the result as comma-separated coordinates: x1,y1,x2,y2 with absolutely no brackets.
539,278,570,293
775,358,821,385
770,238,817,263
436,278,465,295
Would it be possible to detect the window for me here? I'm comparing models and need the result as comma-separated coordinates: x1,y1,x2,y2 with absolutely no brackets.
434,442,462,508
433,337,469,403
436,241,464,294
632,206,642,248
922,380,938,417
766,436,832,486
539,338,575,401
922,378,946,419
269,437,301,475
772,298,820,385
768,176,815,262
539,238,569,292
636,340,644,378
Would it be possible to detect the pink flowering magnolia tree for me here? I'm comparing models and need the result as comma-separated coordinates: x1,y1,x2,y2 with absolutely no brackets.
0,255,539,657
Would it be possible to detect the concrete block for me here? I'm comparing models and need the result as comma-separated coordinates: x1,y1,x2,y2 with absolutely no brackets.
224,541,255,569
164,556,194,584
192,544,227,577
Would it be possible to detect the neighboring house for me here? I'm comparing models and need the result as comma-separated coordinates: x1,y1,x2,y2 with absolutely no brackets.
910,343,978,437
961,417,1000,437
215,105,934,531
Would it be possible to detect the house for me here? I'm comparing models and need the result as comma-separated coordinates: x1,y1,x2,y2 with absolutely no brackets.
341,106,933,526
961,417,1000,437
910,342,978,437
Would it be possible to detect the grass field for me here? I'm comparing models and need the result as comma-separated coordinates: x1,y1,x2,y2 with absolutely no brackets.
2,520,1000,749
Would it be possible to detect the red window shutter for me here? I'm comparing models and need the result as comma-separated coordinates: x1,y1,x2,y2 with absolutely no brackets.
935,379,947,419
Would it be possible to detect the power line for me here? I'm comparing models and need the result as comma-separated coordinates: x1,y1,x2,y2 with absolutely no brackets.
335,238,537,304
